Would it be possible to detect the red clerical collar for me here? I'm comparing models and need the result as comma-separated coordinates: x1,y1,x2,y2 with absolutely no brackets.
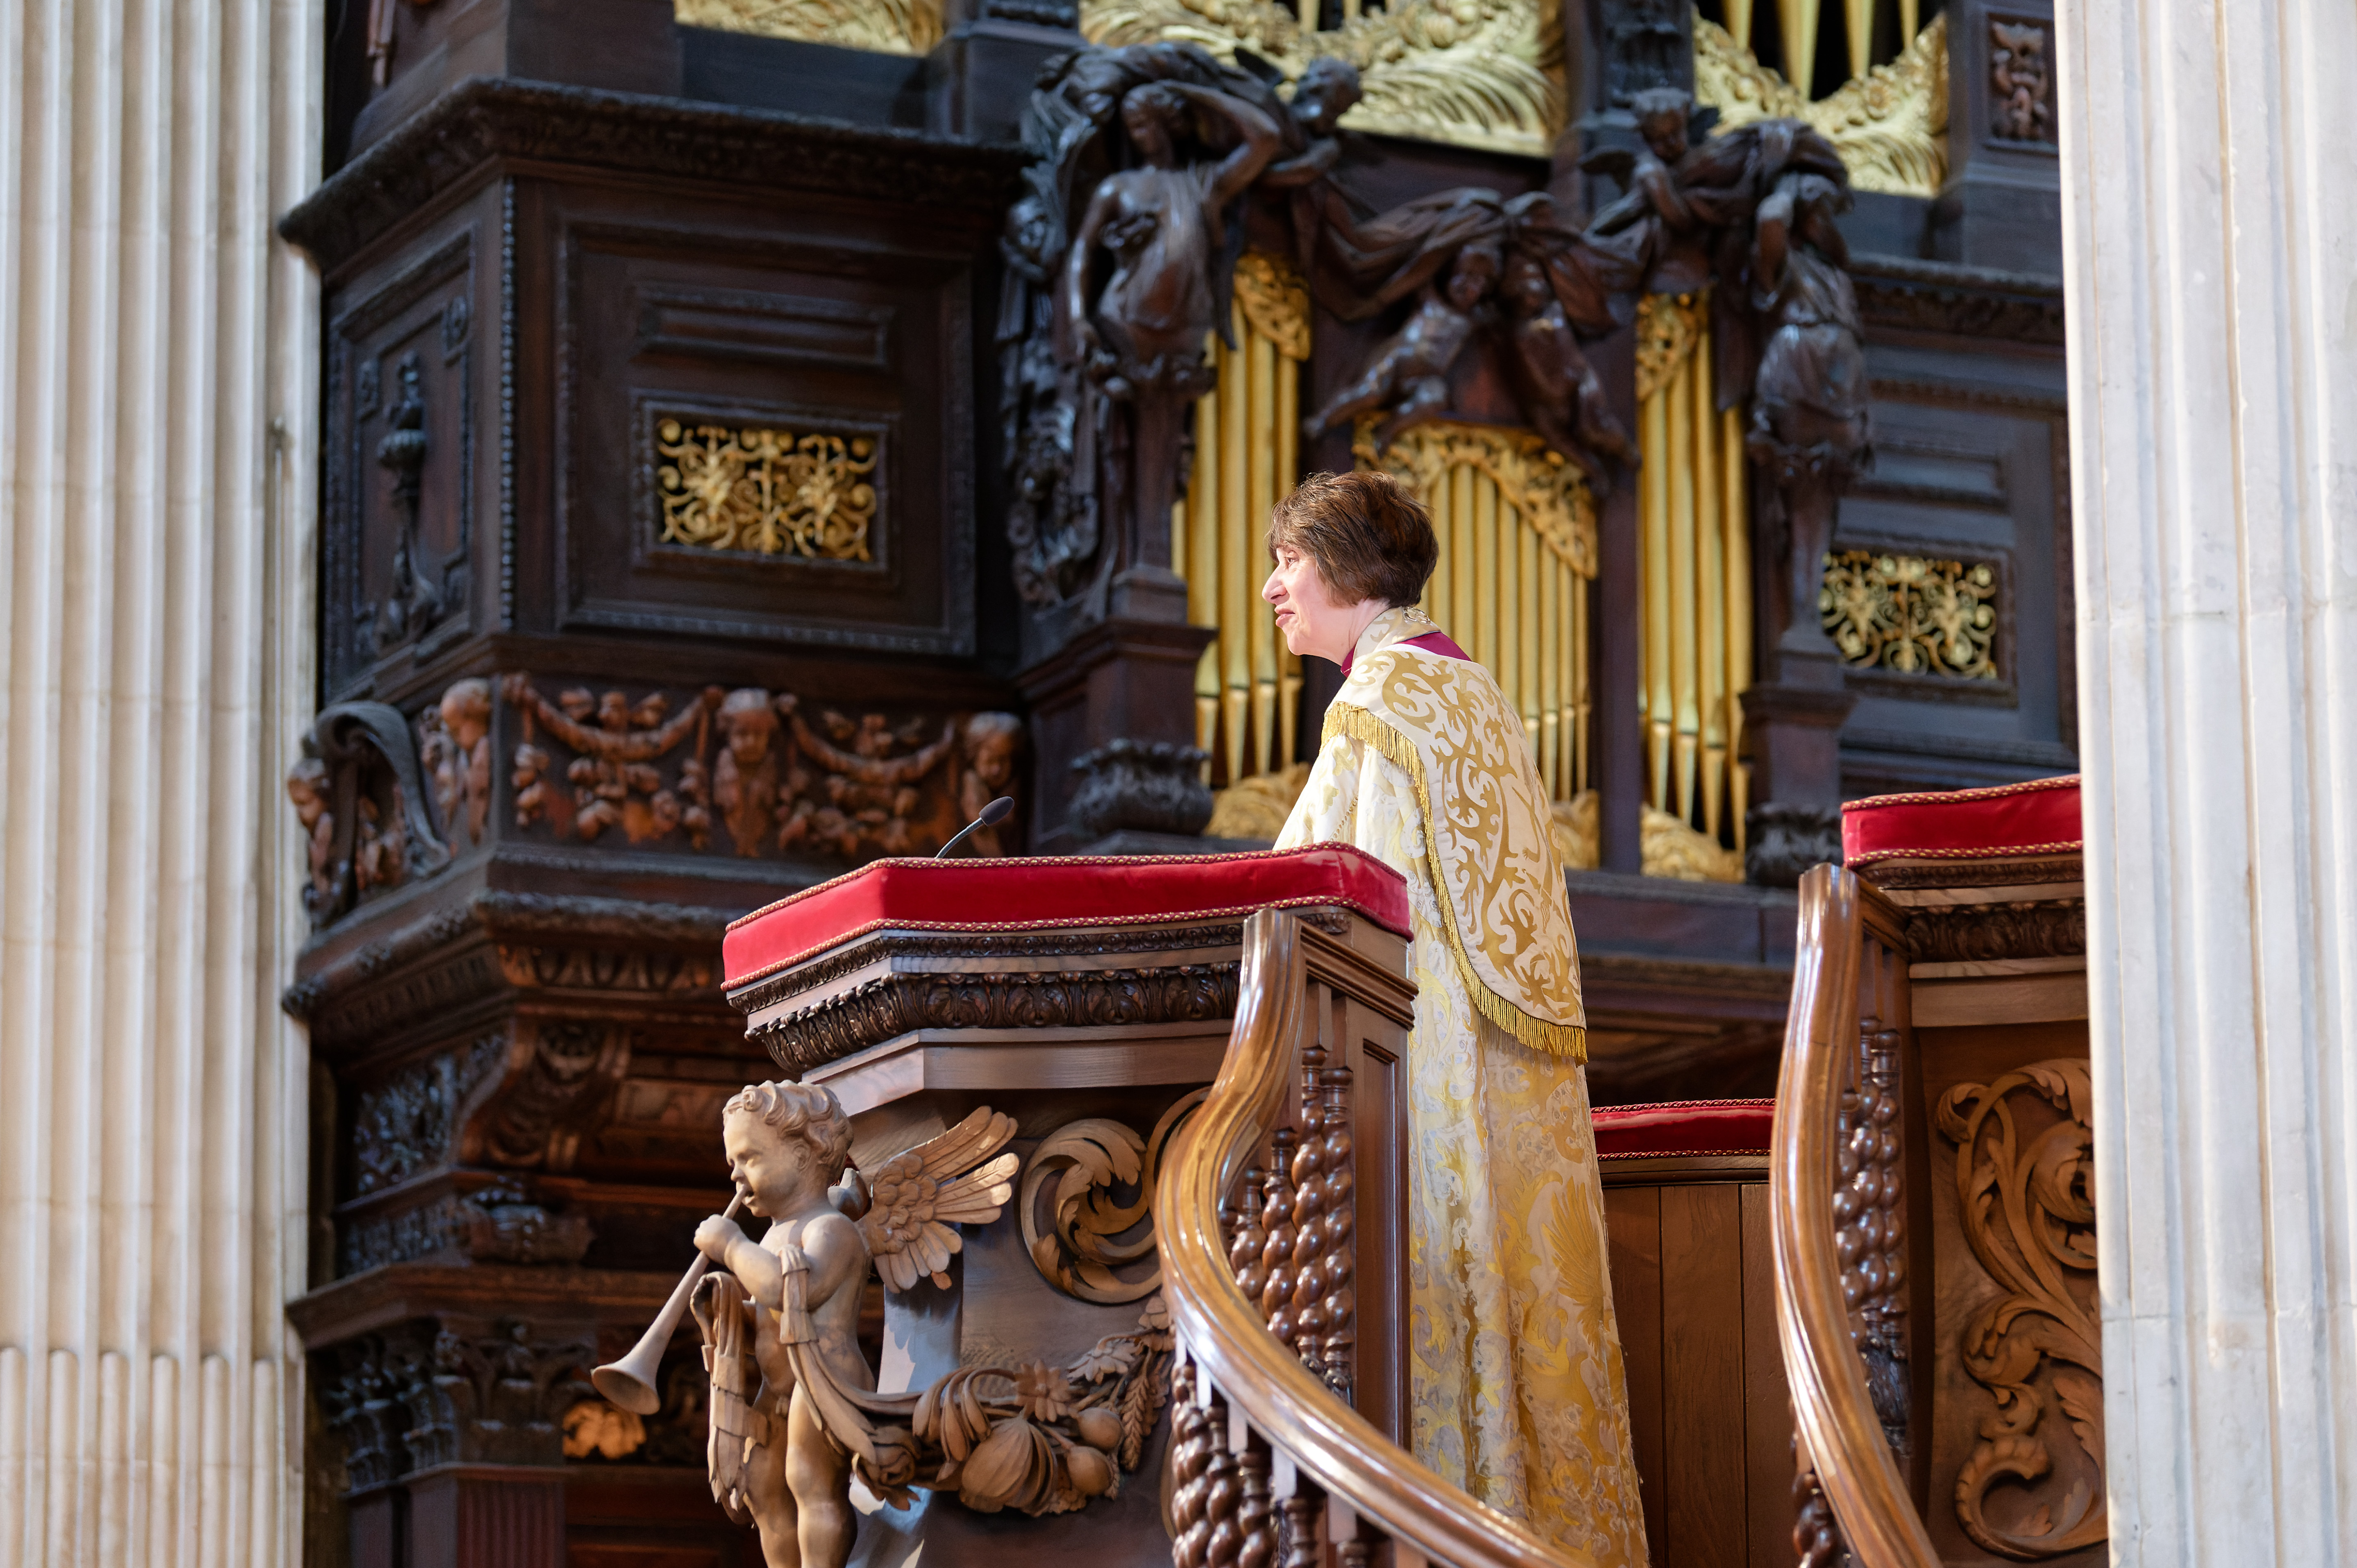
1341,628,1470,676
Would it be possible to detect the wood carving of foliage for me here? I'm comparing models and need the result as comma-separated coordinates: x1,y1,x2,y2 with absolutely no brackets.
1693,13,1949,199
1023,1092,1207,1303
789,1295,1175,1517
1080,0,1560,157
1935,1059,2106,1559
673,0,942,53
1821,550,2000,680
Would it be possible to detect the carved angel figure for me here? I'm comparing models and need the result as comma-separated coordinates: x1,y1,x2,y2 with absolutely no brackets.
1304,240,1502,451
690,1089,1019,1568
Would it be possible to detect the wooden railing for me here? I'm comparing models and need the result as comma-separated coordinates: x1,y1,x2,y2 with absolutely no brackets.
1770,866,1939,1568
1157,908,1603,1568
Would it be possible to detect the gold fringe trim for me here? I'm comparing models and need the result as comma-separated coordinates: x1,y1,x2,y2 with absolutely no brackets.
1323,700,1590,1061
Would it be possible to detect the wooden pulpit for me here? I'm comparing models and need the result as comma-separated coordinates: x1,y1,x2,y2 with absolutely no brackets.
717,846,1413,1568
1773,776,2097,1568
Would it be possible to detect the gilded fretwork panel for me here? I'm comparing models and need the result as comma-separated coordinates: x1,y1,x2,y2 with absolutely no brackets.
1181,253,1312,793
1634,290,1752,866
1694,8,1948,198
1820,550,2001,680
654,418,880,563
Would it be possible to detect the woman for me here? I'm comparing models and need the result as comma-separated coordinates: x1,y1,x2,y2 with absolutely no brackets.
1265,470,1646,1566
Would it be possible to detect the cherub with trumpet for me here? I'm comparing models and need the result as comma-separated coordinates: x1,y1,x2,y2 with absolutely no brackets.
672,1082,1021,1568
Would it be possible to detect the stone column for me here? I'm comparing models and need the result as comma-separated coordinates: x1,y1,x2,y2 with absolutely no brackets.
0,0,318,1561
2058,0,2357,1560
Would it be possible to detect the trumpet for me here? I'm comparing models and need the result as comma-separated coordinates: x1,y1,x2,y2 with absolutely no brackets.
592,1188,745,1416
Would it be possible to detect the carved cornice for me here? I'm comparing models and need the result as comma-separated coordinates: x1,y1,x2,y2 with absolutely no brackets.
753,962,1241,1077
286,889,739,1044
281,77,1028,273
727,918,1255,1013
1848,255,2065,346
1901,900,2084,964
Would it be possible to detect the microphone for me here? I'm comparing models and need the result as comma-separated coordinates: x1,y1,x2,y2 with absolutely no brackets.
935,795,1015,860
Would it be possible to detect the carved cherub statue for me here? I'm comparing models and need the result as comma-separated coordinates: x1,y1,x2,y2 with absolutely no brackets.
957,714,1023,857
1498,251,1636,496
691,1086,1018,1568
1304,239,1502,451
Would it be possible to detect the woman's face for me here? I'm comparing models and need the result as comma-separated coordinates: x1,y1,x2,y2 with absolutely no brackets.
1264,540,1382,665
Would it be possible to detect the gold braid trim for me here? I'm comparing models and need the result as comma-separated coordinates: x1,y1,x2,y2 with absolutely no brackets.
1323,700,1589,1061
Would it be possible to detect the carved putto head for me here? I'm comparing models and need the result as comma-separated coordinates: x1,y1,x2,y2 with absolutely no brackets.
287,755,331,820
1287,57,1363,136
721,1081,853,1213
1626,86,1695,163
438,678,492,750
962,712,1022,786
717,688,781,764
1445,240,1504,309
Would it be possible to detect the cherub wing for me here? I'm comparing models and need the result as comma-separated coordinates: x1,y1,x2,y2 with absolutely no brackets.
858,1106,1020,1292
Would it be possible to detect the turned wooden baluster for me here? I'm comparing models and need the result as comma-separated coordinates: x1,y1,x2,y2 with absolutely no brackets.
1170,1373,1219,1568
1235,1436,1275,1568
1201,1409,1244,1568
1259,1129,1301,1346
1279,1487,1321,1568
1840,1013,1910,1457
1232,1167,1271,1312
1288,1043,1331,1380
1316,1063,1356,1400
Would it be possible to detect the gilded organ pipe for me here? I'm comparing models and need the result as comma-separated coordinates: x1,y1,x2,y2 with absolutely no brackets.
1180,254,1310,786
1635,291,1753,855
1357,419,1596,806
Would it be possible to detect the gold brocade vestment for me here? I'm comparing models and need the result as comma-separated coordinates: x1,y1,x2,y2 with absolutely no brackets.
1274,607,1647,1565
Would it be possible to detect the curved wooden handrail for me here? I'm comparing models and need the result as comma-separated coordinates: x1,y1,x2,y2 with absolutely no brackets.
1157,909,1600,1568
1770,867,1939,1568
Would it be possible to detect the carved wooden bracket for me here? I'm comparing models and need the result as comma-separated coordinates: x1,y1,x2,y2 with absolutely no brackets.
319,1314,592,1493
288,700,454,929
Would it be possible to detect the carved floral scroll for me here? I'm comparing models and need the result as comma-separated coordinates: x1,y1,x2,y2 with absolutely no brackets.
1935,1058,2105,1559
1023,1093,1205,1303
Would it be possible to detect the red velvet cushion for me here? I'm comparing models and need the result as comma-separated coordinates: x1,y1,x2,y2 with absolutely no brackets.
1842,774,2081,870
1591,1098,1774,1158
723,844,1413,989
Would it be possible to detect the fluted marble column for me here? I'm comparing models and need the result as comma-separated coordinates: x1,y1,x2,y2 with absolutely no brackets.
2059,0,2357,1561
0,0,318,1562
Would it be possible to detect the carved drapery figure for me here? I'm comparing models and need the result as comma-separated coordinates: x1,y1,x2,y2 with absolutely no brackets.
1742,170,1869,659
1003,43,1361,616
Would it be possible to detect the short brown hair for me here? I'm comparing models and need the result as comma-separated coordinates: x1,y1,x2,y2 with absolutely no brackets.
1267,470,1438,607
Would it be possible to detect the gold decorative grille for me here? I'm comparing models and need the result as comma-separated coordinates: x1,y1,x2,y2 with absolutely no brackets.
1636,290,1753,858
655,419,878,562
1821,551,2001,679
1179,254,1313,787
673,0,941,53
1359,419,1596,804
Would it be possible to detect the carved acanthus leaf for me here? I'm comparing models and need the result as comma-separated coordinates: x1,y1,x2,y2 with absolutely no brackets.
1232,252,1312,362
1936,1058,2105,1559
1080,0,1560,157
1022,1094,1204,1303
1694,13,1949,199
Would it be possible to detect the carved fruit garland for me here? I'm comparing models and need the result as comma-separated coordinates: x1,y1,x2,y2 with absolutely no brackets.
1023,1092,1207,1303
792,1296,1175,1517
1936,1058,2104,1559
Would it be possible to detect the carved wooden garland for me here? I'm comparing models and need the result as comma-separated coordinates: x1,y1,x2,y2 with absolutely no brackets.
1022,1092,1207,1303
788,1296,1176,1517
1935,1058,2104,1559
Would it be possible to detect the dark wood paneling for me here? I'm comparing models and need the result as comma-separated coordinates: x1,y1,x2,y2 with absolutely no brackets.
1662,1183,1747,1568
1740,1182,1794,1568
1603,1185,1665,1562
